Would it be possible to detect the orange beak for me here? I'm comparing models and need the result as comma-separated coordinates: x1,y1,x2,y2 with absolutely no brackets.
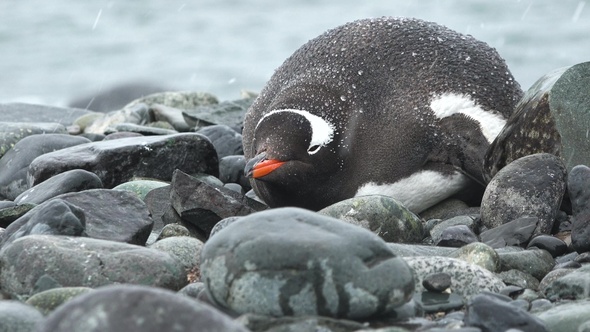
245,152,286,179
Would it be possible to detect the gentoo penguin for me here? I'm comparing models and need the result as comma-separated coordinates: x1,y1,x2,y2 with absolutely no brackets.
243,17,523,213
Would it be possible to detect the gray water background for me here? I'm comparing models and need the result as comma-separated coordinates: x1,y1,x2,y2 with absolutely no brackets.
0,0,588,107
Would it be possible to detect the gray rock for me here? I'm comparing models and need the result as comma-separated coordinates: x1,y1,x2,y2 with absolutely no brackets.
539,268,576,292
48,189,154,245
124,91,219,110
481,153,566,235
544,264,590,300
464,293,548,332
527,235,568,258
434,224,479,247
422,273,452,292
0,102,93,125
201,207,415,319
178,282,207,299
0,133,91,200
386,243,456,258
447,242,500,273
485,62,590,180
536,300,590,332
109,122,178,135
429,215,478,242
498,269,540,290
480,217,539,248
209,217,243,238
37,284,248,332
0,203,35,229
155,223,191,241
183,96,255,131
0,300,44,332
0,199,87,249
14,169,103,205
0,235,187,300
170,170,264,239
219,155,250,189
25,287,93,315
149,236,203,273
112,179,169,201
28,133,219,188
418,198,470,221
567,165,590,253
404,256,505,298
143,184,171,232
83,103,150,134
148,104,192,132
0,122,68,159
197,124,244,158
498,248,555,281
319,195,424,243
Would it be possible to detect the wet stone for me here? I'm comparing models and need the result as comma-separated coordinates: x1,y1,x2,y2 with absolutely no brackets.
28,133,219,189
14,169,103,205
526,235,568,257
498,248,555,281
481,153,566,235
219,155,250,189
415,292,464,314
0,203,35,229
196,124,244,158
429,215,478,243
113,179,169,201
498,269,540,290
434,224,479,247
200,207,415,319
422,272,452,292
0,133,91,200
319,195,424,244
447,241,500,273
148,104,192,132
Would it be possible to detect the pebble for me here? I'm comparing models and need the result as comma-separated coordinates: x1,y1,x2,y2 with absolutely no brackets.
434,224,479,247
422,272,452,292
527,235,569,257
319,195,424,243
200,207,415,319
497,248,555,281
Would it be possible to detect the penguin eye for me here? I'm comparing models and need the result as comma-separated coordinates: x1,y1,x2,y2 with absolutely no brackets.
308,144,321,154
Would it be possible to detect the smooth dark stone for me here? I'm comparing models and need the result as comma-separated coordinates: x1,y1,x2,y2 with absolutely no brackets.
102,131,144,140
484,62,590,179
416,292,464,314
464,293,548,332
429,215,479,242
37,284,247,332
200,207,415,319
499,285,525,299
68,82,169,112
0,133,91,200
527,235,568,257
422,272,452,292
480,217,538,248
435,224,479,247
28,133,219,189
568,165,590,253
14,169,103,205
170,170,265,239
498,248,555,280
0,199,87,249
48,189,154,245
196,124,243,158
481,153,566,235
218,155,250,189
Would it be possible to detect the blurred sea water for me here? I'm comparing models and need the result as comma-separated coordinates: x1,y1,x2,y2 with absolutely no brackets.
0,0,588,106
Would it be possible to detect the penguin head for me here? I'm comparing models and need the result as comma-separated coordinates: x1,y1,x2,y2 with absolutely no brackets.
244,109,343,209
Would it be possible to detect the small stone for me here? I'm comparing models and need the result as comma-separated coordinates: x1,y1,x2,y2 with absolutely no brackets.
415,292,464,314
498,269,540,290
149,236,204,273
422,272,452,292
538,268,577,293
567,165,590,253
37,284,248,332
201,207,415,319
480,217,538,248
464,293,548,332
498,248,555,281
526,235,568,257
178,282,207,299
113,179,169,201
481,153,566,235
319,195,424,243
25,287,93,315
447,242,500,272
156,223,191,241
544,264,590,300
429,215,478,243
435,224,479,247
499,285,525,299
148,104,191,132
0,300,44,332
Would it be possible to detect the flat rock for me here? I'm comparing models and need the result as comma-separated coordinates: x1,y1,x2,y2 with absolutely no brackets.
0,235,187,300
47,189,154,245
200,207,415,319
484,61,590,180
0,133,90,199
37,284,248,332
434,224,478,247
480,153,566,235
148,104,191,132
464,293,548,332
319,195,424,243
0,300,44,332
14,169,103,205
480,217,539,248
527,235,568,257
28,133,219,189
403,256,505,297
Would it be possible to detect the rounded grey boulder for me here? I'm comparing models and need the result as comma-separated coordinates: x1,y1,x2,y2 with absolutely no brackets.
200,207,415,319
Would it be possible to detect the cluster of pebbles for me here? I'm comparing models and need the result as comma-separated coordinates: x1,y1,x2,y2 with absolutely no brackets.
0,61,589,332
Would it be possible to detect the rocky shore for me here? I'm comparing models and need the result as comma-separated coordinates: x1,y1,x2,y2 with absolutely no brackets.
0,61,590,332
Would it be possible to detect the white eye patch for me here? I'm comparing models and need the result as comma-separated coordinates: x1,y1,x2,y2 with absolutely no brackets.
257,109,335,155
